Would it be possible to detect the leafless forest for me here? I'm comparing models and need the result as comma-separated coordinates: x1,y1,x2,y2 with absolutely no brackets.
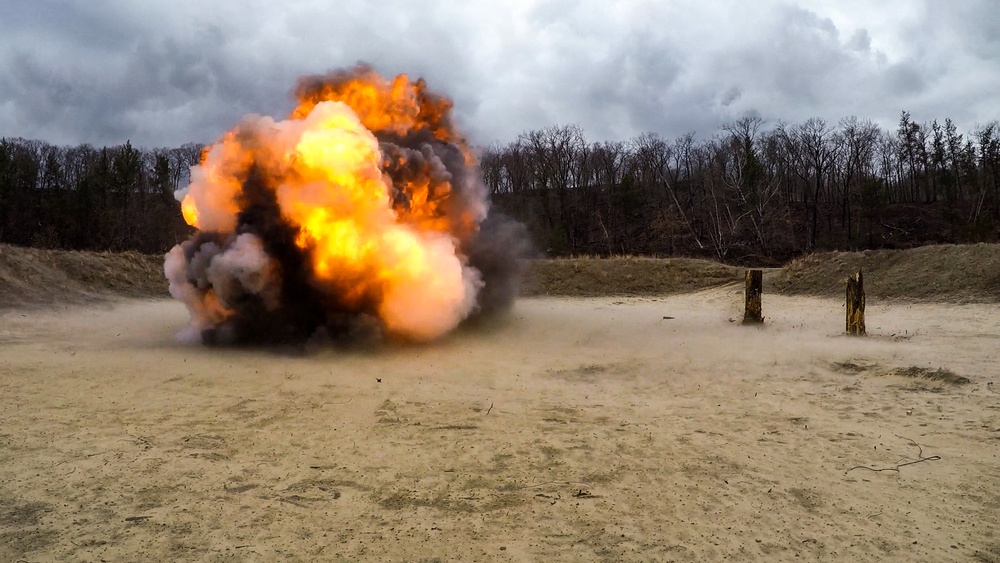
2,112,999,263
483,113,1000,263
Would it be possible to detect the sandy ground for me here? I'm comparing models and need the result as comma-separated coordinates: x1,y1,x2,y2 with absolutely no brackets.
1,289,999,562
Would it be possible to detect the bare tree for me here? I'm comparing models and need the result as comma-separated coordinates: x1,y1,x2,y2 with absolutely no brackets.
719,117,784,254
833,117,880,242
778,118,838,248
521,125,587,253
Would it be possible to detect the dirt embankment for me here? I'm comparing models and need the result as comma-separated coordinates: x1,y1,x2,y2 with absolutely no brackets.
0,245,166,308
772,243,1000,302
520,256,742,297
524,244,1000,302
3,243,1000,306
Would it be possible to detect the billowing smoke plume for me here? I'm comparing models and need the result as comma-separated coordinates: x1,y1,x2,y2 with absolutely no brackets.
165,64,529,344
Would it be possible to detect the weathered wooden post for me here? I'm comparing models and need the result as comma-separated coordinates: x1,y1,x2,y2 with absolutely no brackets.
743,269,763,324
846,270,866,335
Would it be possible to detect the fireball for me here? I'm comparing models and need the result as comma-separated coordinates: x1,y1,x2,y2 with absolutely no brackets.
165,64,523,344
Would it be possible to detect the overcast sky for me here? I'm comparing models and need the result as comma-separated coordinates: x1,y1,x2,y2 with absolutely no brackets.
1,0,998,148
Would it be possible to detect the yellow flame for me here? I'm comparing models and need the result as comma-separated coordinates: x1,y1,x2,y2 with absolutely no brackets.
181,194,200,227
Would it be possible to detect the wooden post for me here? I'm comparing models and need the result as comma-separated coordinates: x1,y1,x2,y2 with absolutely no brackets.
743,269,763,324
846,270,866,335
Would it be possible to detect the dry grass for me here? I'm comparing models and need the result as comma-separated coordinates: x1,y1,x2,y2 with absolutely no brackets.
830,360,972,386
881,366,972,385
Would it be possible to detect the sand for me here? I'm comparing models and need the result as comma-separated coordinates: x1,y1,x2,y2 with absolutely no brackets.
1,290,998,562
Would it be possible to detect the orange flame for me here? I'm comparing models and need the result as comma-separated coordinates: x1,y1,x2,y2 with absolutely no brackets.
293,67,457,144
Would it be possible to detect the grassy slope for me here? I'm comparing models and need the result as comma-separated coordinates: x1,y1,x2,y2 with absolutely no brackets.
2,243,999,307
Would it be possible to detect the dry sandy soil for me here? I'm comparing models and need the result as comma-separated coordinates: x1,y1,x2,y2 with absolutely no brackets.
2,287,999,561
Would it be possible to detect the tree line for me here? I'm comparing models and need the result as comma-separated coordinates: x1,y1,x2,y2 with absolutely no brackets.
482,113,1000,263
0,139,199,253
2,111,998,263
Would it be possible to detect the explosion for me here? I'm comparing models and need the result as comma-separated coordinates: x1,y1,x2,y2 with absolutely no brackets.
165,64,528,344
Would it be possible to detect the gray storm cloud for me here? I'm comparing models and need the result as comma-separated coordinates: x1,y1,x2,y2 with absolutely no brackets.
0,1,998,147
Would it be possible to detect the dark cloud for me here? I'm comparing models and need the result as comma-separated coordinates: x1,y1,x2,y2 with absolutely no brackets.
0,0,997,148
